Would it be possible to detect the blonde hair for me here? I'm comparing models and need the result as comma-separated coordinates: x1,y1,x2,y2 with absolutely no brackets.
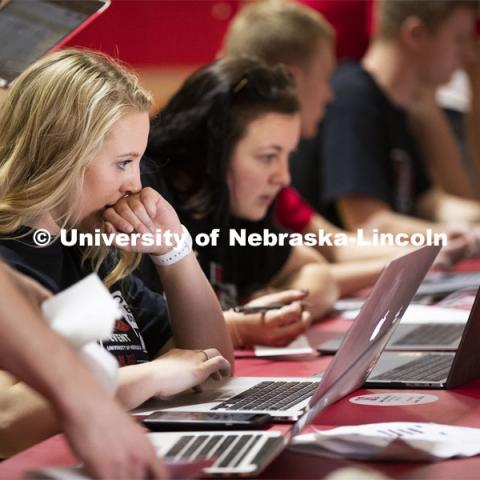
376,0,479,40
0,48,152,287
223,0,334,70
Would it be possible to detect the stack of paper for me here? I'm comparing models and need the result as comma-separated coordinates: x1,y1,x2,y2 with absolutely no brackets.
290,422,480,461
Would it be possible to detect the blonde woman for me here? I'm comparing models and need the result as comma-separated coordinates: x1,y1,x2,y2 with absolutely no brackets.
0,48,233,456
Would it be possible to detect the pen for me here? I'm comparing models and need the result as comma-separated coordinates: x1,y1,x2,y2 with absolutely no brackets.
233,302,312,314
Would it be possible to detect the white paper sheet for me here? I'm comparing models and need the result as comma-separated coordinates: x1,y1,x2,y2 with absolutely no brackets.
342,304,469,324
254,334,314,357
291,422,480,461
42,273,121,347
41,274,121,392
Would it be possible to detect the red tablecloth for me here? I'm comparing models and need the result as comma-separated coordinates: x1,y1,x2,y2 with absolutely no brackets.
2,260,480,479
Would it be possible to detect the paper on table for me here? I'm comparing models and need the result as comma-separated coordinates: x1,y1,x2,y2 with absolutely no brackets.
41,273,122,347
254,334,314,357
290,422,480,461
334,298,366,311
341,304,469,324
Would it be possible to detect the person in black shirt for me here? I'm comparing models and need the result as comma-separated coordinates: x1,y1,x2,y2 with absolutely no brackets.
322,61,432,222
0,49,232,454
320,0,480,239
222,0,476,274
140,57,338,348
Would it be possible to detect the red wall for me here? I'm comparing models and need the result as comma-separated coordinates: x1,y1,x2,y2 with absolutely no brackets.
66,0,372,67
66,0,241,66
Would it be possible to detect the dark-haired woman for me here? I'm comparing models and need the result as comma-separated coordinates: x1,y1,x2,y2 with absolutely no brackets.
134,57,338,349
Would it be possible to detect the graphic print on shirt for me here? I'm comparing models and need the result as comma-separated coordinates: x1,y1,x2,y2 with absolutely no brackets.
99,290,149,366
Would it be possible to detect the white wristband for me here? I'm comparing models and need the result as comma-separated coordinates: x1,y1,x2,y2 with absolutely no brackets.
150,225,193,266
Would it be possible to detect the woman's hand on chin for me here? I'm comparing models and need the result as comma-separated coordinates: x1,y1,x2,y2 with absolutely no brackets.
102,187,183,255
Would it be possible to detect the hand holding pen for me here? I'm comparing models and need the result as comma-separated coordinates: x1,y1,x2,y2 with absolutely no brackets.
227,289,312,348
233,301,312,314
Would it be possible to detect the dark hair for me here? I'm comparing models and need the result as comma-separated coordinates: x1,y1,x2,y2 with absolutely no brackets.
147,56,299,225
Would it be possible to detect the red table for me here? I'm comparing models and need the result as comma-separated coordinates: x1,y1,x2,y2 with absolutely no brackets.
3,320,480,480
2,260,480,479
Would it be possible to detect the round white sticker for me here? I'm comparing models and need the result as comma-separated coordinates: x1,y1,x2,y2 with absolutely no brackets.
349,393,438,406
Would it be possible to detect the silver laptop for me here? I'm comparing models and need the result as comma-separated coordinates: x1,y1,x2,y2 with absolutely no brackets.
146,246,440,477
0,0,109,87
416,270,480,298
134,246,440,425
317,320,464,353
365,285,480,389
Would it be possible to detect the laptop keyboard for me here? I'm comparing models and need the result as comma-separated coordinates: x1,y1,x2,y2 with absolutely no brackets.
369,354,453,382
211,381,319,411
165,433,280,469
391,324,462,346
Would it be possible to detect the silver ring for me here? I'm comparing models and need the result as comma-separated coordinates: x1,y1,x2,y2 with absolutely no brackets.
198,349,209,361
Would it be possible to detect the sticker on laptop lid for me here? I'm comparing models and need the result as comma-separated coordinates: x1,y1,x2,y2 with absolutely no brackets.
349,393,438,406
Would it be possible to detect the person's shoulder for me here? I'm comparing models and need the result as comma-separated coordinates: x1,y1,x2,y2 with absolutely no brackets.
332,61,381,102
0,242,25,267
0,243,59,292
0,228,38,258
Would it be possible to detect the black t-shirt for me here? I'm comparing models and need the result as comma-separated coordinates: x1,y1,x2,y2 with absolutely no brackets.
140,160,292,309
0,229,171,366
315,62,431,226
290,131,327,217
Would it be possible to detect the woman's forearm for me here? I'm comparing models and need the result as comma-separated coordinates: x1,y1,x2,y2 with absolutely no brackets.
154,253,234,366
116,363,157,410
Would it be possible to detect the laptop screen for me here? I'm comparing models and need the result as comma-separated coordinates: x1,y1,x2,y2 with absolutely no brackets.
0,0,109,87
289,245,441,437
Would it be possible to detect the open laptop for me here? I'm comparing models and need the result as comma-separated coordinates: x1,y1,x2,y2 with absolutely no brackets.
144,246,440,477
0,0,109,87
317,319,465,354
416,270,480,299
134,246,440,424
365,285,480,389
